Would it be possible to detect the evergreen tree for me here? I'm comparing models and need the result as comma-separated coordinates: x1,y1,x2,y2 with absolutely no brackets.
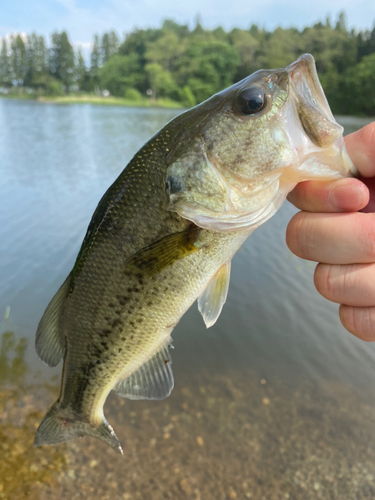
50,31,75,91
369,27,375,54
101,33,110,64
90,34,101,82
342,53,375,115
25,33,47,87
10,34,27,84
76,48,86,90
357,26,375,60
101,31,120,64
0,39,11,87
335,11,347,31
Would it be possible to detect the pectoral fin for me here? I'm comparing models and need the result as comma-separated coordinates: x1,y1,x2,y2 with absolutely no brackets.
125,226,201,277
35,277,70,366
198,261,231,328
114,337,174,400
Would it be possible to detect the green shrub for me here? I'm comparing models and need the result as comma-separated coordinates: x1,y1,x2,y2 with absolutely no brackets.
124,88,142,101
45,78,64,96
179,85,196,108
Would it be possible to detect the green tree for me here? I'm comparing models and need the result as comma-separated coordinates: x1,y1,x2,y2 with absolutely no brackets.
145,32,185,72
25,33,48,88
101,33,110,64
357,26,375,60
162,19,189,38
50,31,75,92
179,85,196,107
367,26,375,54
341,53,375,115
10,34,27,84
335,11,347,31
145,62,178,99
0,39,11,87
119,28,159,65
302,21,356,72
101,31,120,64
229,28,259,80
176,40,239,102
76,48,86,89
90,34,101,85
259,28,301,69
99,53,144,96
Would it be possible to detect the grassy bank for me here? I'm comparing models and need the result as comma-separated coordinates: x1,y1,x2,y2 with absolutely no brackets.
0,93,184,109
0,93,35,101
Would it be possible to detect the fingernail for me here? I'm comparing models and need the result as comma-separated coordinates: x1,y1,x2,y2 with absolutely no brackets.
328,184,363,211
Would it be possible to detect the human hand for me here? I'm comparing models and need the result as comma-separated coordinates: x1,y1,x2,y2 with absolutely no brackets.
286,122,375,341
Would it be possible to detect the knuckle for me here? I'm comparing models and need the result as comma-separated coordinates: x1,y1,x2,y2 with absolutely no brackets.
340,305,375,342
314,263,329,297
299,182,312,208
286,212,314,259
286,186,300,208
356,307,375,341
314,264,352,303
287,182,309,208
360,214,375,260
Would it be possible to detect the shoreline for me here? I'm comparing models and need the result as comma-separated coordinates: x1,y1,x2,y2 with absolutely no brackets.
1,95,373,118
0,94,184,109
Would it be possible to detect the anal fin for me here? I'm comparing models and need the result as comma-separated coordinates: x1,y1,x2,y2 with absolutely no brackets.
114,337,174,400
35,277,70,367
198,261,231,328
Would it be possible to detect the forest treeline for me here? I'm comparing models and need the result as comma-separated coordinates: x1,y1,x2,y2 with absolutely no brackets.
1,13,375,115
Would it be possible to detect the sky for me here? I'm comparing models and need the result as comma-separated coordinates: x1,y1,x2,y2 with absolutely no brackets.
1,0,375,52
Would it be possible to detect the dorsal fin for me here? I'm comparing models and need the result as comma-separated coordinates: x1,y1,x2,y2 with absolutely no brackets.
35,277,70,366
114,337,174,400
198,261,231,328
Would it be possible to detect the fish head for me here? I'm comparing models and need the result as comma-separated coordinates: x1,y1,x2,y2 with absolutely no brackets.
166,54,356,232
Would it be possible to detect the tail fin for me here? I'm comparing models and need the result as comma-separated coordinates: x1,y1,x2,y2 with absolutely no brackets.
34,403,123,454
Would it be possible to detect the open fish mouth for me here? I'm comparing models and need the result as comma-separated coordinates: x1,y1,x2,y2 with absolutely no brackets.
287,53,337,139
282,54,357,178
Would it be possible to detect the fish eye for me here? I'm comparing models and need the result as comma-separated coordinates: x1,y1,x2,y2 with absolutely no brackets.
236,87,267,115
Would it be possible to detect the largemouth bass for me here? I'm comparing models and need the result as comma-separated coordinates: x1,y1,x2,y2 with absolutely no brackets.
34,54,355,453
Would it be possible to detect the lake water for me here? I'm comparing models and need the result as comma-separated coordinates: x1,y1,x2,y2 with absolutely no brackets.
1,98,375,499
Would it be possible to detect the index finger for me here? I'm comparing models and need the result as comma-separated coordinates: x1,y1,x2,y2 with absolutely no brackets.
286,122,375,213
287,178,368,213
345,121,375,177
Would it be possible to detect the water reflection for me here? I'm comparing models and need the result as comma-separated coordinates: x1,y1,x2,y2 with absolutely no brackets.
0,100,180,187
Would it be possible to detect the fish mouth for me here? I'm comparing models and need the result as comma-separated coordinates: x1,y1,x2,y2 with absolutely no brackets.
283,54,357,178
287,54,335,134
